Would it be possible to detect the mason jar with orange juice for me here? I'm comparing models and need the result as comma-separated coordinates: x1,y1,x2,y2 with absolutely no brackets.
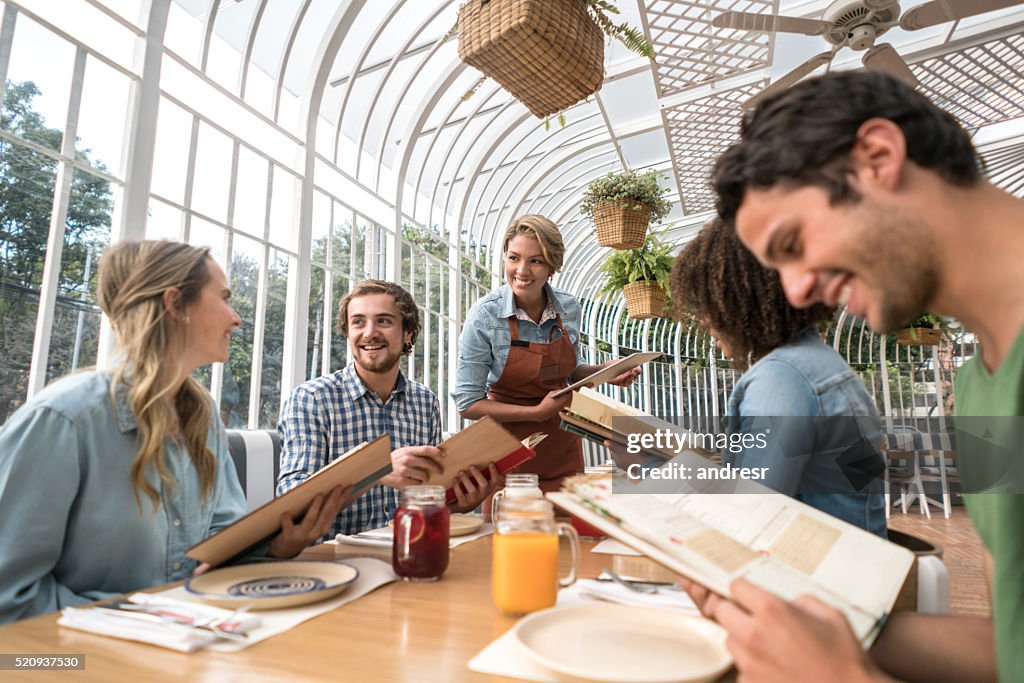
491,497,578,615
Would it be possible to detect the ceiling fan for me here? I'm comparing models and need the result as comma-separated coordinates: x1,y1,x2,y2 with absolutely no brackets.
712,0,1024,108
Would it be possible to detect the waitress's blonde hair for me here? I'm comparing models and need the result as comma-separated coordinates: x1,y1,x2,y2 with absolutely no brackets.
502,215,565,273
97,240,217,510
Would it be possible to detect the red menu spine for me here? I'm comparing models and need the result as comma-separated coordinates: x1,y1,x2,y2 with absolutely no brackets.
443,445,537,505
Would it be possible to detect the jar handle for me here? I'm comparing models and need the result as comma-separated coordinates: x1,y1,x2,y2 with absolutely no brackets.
556,523,579,588
396,513,412,562
490,489,505,522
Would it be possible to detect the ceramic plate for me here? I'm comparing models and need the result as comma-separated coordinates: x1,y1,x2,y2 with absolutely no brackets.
185,561,359,610
386,514,484,537
513,603,731,683
449,514,484,536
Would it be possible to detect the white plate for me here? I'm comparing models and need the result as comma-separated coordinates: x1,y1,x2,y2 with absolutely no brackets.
513,603,731,683
185,561,359,610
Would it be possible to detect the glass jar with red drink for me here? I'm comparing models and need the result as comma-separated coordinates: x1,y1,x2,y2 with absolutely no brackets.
392,486,450,581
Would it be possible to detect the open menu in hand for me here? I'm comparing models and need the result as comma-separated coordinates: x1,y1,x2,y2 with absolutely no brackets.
559,386,714,460
424,416,545,504
551,351,662,398
548,473,914,647
187,435,393,567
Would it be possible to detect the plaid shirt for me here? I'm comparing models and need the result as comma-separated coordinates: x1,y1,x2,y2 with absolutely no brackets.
277,364,442,537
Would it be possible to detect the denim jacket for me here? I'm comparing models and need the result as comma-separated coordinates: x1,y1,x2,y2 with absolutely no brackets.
452,283,584,412
0,371,247,622
725,328,888,537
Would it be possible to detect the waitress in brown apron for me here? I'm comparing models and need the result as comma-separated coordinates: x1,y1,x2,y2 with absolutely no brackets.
452,215,640,492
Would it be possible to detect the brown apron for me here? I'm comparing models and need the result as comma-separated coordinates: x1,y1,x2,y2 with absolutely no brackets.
488,314,584,492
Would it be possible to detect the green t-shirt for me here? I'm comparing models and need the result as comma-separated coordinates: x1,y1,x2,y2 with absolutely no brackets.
956,324,1024,682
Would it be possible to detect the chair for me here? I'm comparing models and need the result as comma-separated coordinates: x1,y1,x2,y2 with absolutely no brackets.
883,426,931,518
226,429,281,511
888,529,951,614
883,426,959,519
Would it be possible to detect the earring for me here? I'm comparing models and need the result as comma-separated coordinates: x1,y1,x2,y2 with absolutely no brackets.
183,315,191,324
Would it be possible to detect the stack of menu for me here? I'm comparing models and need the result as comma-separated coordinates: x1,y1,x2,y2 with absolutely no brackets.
548,474,914,646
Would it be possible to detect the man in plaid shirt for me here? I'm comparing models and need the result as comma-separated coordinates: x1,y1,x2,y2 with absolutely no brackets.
277,280,498,537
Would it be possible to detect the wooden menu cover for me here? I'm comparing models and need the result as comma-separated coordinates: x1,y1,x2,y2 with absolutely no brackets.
188,435,393,567
424,417,539,504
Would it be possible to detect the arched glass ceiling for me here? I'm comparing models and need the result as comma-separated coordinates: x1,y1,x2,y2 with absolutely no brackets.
162,0,1024,282
3,0,1023,431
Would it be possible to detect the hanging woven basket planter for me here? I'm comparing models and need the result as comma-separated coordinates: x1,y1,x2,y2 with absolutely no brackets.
593,200,651,250
623,281,666,320
896,327,942,346
457,0,605,119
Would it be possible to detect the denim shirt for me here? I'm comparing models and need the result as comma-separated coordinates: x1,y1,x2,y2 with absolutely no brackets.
0,371,247,623
452,283,584,412
725,328,888,537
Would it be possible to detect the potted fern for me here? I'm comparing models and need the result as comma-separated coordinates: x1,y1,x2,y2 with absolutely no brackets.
896,313,948,346
580,169,673,249
597,231,677,319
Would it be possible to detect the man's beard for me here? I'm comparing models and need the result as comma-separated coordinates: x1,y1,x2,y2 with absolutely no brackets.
354,342,403,374
850,203,939,333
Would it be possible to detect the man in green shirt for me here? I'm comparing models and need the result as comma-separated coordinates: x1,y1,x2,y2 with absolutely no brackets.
681,70,1024,682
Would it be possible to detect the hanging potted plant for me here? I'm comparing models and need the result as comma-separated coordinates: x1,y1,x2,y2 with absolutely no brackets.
597,230,676,319
457,1,654,119
896,313,947,346
580,169,673,250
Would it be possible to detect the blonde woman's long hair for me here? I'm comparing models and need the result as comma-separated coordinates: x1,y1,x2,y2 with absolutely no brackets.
97,240,217,511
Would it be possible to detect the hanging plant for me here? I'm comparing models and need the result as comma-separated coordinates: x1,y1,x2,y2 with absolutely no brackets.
580,169,672,249
456,0,653,119
597,230,677,319
895,313,951,347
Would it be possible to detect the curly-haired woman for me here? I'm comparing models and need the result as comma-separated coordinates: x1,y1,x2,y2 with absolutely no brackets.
672,219,886,535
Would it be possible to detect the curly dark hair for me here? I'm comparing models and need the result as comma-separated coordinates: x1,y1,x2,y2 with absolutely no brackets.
337,279,420,354
714,71,982,224
671,219,833,368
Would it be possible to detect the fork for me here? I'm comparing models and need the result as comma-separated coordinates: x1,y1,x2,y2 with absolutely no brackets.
604,569,659,594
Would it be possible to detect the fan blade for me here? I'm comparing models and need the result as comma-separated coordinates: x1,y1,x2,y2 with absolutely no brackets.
711,11,831,36
900,0,1023,31
863,43,920,88
743,51,836,109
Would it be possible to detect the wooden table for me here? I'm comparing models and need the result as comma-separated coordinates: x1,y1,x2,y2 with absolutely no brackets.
0,536,666,682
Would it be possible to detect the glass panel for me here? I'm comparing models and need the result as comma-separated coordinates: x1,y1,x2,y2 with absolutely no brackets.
268,165,299,252
44,168,113,385
232,145,268,238
3,17,75,152
310,191,330,267
307,264,326,381
258,248,289,427
76,57,132,177
164,2,203,67
190,121,233,224
205,31,242,94
15,0,137,70
0,140,56,420
222,234,261,428
330,271,350,371
150,97,193,204
145,198,184,240
188,217,226,265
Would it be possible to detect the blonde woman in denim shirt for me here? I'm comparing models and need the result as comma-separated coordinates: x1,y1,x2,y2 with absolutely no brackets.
453,215,639,492
0,240,346,623
672,220,887,536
